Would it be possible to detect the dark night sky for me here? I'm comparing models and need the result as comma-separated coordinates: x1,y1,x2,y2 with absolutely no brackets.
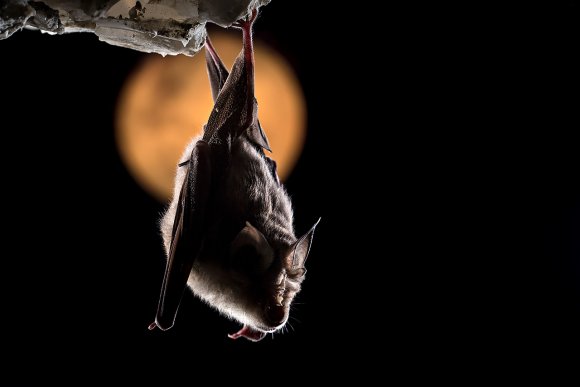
1,1,579,381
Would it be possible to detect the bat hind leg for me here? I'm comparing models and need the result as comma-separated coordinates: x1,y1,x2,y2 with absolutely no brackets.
238,8,257,64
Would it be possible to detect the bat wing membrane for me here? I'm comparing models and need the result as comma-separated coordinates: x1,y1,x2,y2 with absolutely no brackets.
151,140,212,331
204,37,271,151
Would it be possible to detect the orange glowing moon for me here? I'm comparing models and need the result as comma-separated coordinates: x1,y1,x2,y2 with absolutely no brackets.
116,32,307,201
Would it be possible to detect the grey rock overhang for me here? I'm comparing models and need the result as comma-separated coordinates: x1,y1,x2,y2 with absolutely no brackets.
0,0,271,56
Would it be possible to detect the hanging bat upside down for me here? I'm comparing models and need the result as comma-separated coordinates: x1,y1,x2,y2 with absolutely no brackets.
148,9,320,342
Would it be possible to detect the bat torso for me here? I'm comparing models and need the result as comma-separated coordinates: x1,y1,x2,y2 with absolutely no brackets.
223,136,295,249
160,134,296,327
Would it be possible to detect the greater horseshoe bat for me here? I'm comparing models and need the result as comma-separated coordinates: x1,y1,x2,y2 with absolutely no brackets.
148,9,320,342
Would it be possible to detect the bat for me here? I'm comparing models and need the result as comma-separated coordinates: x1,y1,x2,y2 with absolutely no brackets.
148,8,320,342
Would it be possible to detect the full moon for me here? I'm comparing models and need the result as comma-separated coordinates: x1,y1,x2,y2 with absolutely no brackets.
116,32,307,202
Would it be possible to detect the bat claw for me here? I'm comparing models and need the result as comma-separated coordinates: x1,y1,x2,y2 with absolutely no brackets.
231,8,258,30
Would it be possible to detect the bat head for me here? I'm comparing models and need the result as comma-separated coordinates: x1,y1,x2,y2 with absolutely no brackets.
225,219,320,341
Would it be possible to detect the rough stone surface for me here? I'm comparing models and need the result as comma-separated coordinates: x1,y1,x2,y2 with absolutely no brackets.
0,0,271,56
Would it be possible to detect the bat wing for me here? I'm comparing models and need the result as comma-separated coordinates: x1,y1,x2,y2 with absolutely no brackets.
151,15,265,331
204,37,271,151
204,36,229,103
150,43,246,332
150,140,212,331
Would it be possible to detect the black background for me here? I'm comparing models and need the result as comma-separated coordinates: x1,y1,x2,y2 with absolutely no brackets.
1,1,579,381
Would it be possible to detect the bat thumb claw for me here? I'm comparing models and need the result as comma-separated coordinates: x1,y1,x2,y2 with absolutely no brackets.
148,318,174,331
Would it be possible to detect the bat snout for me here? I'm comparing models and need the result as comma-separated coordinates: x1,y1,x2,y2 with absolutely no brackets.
264,304,287,328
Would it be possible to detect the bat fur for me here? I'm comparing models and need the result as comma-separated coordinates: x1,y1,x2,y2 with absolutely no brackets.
151,8,319,342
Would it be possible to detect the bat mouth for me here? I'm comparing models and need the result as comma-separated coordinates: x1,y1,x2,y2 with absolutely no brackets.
228,324,268,342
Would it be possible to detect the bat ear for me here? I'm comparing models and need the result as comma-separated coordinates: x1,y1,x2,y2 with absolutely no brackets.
230,222,274,273
286,218,321,270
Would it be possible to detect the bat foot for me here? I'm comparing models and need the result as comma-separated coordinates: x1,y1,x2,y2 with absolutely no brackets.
148,322,158,330
232,8,258,30
228,324,266,342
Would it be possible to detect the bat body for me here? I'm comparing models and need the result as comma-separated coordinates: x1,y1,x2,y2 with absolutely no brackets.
149,9,319,341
